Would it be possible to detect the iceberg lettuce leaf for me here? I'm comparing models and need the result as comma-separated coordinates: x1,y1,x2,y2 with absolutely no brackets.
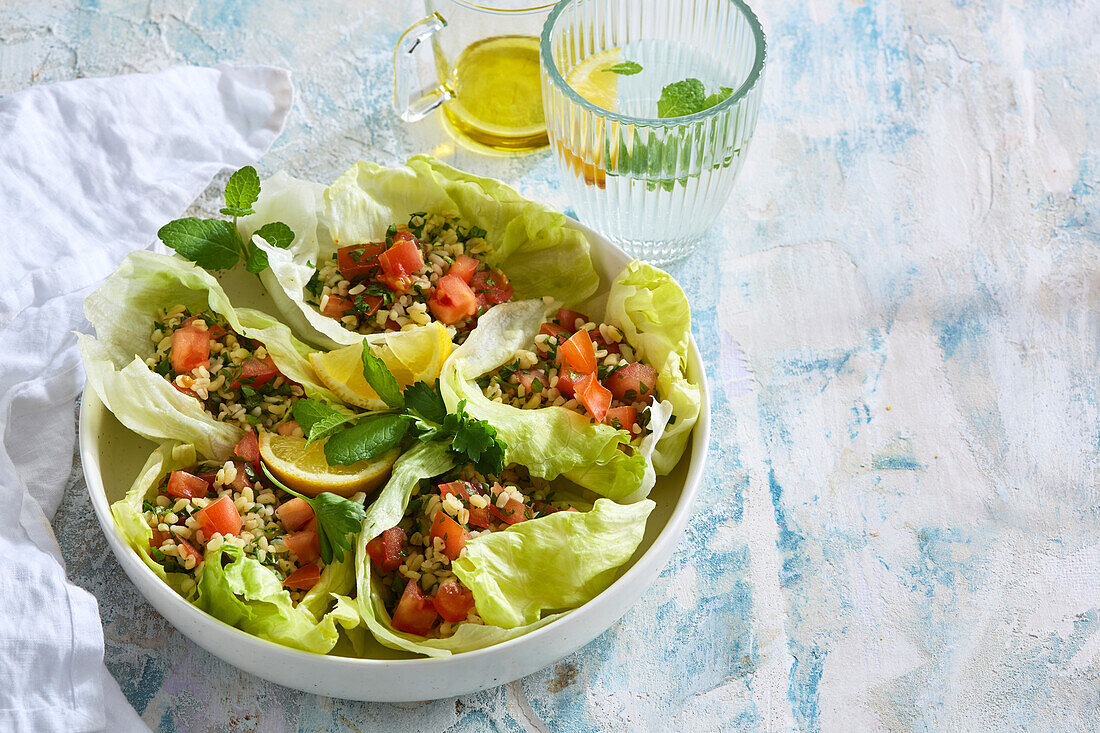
604,261,702,474
439,299,648,500
452,498,655,628
240,157,599,349
80,250,339,460
353,442,565,657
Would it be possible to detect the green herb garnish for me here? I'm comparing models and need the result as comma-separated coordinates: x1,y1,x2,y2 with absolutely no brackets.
259,465,366,565
604,61,642,76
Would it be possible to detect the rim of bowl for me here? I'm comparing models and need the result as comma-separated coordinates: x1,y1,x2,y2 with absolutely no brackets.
79,220,711,673
453,0,557,14
539,0,767,127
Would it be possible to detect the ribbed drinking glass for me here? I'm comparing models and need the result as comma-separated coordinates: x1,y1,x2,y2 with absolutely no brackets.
540,0,766,264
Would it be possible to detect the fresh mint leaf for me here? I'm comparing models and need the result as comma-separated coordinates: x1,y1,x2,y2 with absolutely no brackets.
604,61,642,76
291,399,359,446
657,78,706,118
157,218,242,271
244,240,269,274
361,342,404,409
311,491,367,564
254,221,295,249
221,165,260,217
324,414,410,465
701,86,734,111
404,380,447,424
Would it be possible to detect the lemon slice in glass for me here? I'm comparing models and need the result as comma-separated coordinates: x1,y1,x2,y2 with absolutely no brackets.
564,48,623,112
309,323,453,410
258,431,399,498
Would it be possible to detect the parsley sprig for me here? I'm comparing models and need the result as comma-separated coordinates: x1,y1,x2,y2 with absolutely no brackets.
289,343,507,475
259,465,365,565
158,165,295,274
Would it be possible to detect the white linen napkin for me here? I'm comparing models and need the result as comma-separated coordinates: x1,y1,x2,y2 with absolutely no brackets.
0,65,292,733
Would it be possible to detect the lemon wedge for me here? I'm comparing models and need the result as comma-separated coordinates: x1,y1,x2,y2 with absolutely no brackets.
258,430,399,498
309,323,453,410
564,48,623,112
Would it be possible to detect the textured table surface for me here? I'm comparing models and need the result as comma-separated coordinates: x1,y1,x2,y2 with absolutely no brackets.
4,0,1098,730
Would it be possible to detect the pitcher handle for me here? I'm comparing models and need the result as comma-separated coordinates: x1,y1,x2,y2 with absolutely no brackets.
393,12,451,122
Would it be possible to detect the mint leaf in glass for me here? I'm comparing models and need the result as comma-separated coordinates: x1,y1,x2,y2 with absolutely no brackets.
657,78,706,118
604,61,643,76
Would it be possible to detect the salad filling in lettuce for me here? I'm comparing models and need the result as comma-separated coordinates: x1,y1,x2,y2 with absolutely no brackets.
79,250,338,460
440,261,702,501
354,442,653,657
113,442,359,653
239,156,600,350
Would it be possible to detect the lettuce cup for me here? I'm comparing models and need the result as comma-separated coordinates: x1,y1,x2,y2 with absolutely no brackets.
78,250,340,461
112,442,360,653
440,261,702,501
238,156,601,350
354,442,655,657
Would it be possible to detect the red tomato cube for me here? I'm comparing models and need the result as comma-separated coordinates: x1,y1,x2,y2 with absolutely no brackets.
233,431,260,469
166,470,210,499
275,497,314,532
230,355,280,389
377,235,424,291
439,481,492,528
194,496,242,538
337,243,386,279
282,562,321,590
556,308,589,331
448,254,480,283
432,580,476,623
471,269,513,310
604,405,638,434
283,519,320,563
428,274,477,324
391,579,439,636
429,512,468,560
366,527,408,572
604,361,659,404
170,325,211,374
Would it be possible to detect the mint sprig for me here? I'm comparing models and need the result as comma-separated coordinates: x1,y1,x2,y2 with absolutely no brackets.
286,348,507,474
158,165,295,274
604,61,642,76
259,464,365,565
657,78,734,118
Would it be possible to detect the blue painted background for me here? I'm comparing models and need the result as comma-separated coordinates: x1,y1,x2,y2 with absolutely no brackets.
5,0,1097,729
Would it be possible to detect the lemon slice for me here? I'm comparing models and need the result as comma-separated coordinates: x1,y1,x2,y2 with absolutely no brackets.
309,323,453,409
258,431,399,498
564,48,623,112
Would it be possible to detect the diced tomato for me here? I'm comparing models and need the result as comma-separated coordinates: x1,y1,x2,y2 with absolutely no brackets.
532,500,560,517
559,329,597,374
574,373,612,422
591,330,621,355
228,461,251,491
605,361,659,404
181,315,226,340
539,322,571,340
233,431,260,469
230,355,280,389
427,273,477,324
377,235,424,291
195,469,219,486
489,484,531,525
391,579,439,636
604,405,638,434
170,325,210,374
471,269,513,310
356,294,384,317
555,369,581,398
166,470,209,499
448,254,479,283
432,580,476,623
365,527,407,572
439,481,492,528
276,497,314,532
276,420,301,436
321,294,353,318
429,512,467,560
171,383,197,399
176,539,203,565
513,369,547,393
282,562,321,590
150,528,169,546
556,308,589,331
194,496,242,538
284,518,320,563
337,243,386,279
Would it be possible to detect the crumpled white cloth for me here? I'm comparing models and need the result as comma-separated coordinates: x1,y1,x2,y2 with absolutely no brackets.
0,65,292,733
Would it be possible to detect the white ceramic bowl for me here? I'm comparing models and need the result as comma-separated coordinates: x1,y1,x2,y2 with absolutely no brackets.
79,220,710,701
